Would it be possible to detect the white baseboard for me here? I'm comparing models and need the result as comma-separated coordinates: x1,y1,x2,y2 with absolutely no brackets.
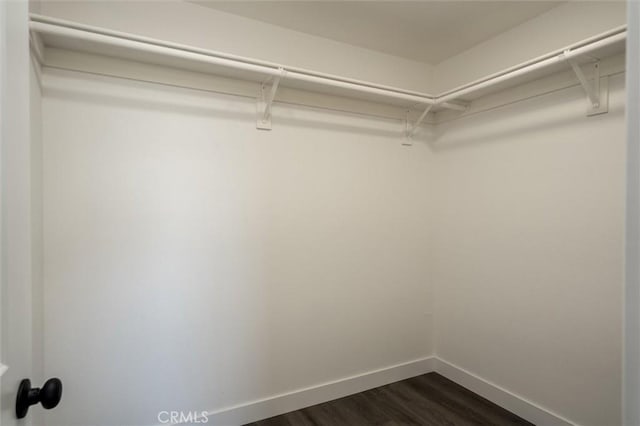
434,358,576,426
202,356,436,426
186,356,576,426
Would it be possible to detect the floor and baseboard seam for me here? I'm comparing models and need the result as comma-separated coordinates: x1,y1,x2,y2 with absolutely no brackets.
179,356,576,426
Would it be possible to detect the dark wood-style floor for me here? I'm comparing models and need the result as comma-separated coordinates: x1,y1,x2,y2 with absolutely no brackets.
245,373,533,426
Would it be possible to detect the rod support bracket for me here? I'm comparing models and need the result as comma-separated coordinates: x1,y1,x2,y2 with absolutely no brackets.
565,54,608,116
257,68,286,130
403,104,434,144
403,111,414,145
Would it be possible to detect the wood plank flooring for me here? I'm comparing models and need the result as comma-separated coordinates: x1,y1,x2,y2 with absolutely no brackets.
245,373,533,426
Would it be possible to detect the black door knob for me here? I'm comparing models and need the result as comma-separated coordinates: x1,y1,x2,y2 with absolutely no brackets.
16,378,62,419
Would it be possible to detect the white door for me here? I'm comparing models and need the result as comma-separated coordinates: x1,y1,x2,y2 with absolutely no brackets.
1,0,44,424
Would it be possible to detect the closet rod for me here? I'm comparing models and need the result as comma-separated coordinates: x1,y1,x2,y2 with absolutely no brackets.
435,27,626,105
28,16,465,112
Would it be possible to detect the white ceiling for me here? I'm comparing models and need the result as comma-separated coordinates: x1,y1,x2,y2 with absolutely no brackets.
194,1,563,65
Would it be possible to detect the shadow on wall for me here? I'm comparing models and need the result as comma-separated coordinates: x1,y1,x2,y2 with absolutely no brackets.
43,73,255,122
269,109,418,140
43,68,423,141
429,74,625,153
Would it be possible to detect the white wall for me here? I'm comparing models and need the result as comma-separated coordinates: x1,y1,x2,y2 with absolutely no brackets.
41,68,435,426
38,62,627,426
37,0,435,94
431,74,626,426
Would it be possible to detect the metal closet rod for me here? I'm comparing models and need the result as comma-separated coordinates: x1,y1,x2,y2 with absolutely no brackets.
29,14,626,112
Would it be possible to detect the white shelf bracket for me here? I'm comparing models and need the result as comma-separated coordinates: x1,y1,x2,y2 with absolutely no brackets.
257,68,286,130
565,53,608,116
403,104,433,145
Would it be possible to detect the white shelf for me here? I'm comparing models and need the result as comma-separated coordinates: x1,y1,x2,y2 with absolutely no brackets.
30,14,626,117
